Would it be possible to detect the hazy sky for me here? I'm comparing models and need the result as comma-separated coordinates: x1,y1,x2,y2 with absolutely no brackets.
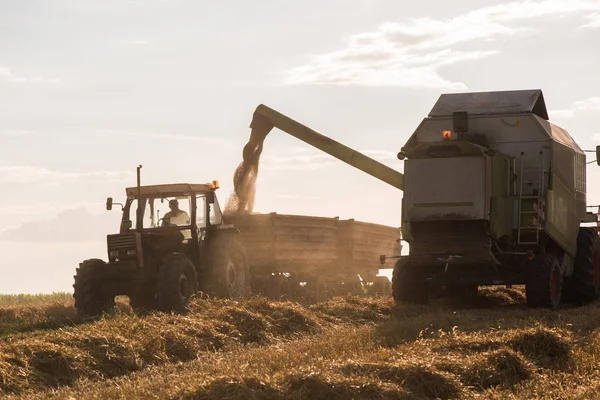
1,0,599,293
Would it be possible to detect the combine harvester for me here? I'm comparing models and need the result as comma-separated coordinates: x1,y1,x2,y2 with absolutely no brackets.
247,89,600,309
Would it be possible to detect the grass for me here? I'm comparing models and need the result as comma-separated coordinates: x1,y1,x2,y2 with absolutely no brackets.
0,293,73,306
1,288,600,399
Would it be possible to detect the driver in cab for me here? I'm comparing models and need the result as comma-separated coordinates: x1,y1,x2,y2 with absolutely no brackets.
162,199,190,227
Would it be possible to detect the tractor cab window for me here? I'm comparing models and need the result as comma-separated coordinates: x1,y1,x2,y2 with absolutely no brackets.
210,196,223,225
196,195,207,228
127,196,192,229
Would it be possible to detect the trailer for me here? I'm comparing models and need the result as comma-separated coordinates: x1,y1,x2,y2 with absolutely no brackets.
227,213,400,300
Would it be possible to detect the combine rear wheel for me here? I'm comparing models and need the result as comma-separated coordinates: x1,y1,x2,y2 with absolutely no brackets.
73,259,116,317
525,254,562,309
392,258,428,304
207,236,250,299
157,253,198,313
563,228,600,304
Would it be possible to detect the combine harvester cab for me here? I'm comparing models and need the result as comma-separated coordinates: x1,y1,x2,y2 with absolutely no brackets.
395,89,600,308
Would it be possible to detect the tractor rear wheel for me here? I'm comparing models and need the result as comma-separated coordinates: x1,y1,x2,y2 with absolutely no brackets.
207,236,250,299
525,253,562,309
392,258,428,304
563,227,600,304
73,259,115,317
157,253,198,313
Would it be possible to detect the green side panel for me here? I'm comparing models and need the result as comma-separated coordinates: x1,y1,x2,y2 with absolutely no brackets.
491,155,510,197
490,197,514,239
489,154,513,239
546,181,579,256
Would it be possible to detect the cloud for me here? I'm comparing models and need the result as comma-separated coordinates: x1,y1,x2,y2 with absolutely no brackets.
0,66,60,84
582,12,600,28
574,97,600,111
0,166,134,185
0,208,115,243
129,39,149,45
261,153,337,171
549,109,576,119
96,129,226,145
261,149,400,171
549,96,600,120
284,0,600,88
0,129,32,136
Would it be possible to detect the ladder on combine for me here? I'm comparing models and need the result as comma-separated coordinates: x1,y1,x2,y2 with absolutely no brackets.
517,151,547,245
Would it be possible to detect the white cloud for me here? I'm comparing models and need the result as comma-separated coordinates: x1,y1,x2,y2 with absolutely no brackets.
582,12,600,28
574,97,600,111
96,129,226,144
0,65,60,84
0,129,32,136
551,96,600,120
261,154,337,171
261,149,400,171
0,166,134,185
0,208,115,243
284,0,600,88
129,39,149,45
549,109,576,119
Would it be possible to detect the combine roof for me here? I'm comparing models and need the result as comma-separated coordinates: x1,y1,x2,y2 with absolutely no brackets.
428,89,549,120
125,183,214,197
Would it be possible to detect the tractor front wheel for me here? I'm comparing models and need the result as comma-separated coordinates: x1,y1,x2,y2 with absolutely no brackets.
73,259,115,317
157,253,198,313
525,253,562,309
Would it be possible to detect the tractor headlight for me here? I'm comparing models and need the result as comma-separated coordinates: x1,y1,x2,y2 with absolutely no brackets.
109,250,119,259
126,249,137,256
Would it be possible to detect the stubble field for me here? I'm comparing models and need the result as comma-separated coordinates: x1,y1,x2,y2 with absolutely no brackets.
0,288,599,399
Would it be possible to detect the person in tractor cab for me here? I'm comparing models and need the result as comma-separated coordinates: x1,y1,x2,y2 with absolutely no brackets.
162,199,190,227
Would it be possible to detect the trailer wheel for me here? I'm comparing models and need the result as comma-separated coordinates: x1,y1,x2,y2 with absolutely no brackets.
304,276,328,303
73,259,115,317
563,228,600,303
208,236,250,299
392,258,428,304
525,254,562,309
157,253,197,313
370,276,391,296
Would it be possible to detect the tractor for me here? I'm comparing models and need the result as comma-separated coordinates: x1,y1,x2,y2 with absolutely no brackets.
72,166,248,316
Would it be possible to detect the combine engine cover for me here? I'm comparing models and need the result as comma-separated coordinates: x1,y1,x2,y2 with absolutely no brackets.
400,89,586,276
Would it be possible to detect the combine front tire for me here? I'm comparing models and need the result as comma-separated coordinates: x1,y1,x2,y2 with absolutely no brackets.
73,259,115,317
208,236,250,299
563,228,600,304
392,258,428,304
157,253,198,313
525,254,562,309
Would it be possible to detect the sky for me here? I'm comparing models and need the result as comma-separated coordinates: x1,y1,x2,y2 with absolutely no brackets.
1,0,599,293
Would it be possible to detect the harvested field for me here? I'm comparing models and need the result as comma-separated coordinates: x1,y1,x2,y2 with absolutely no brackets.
1,287,600,399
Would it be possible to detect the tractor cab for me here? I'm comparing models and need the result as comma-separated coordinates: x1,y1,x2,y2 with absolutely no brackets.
104,181,225,268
